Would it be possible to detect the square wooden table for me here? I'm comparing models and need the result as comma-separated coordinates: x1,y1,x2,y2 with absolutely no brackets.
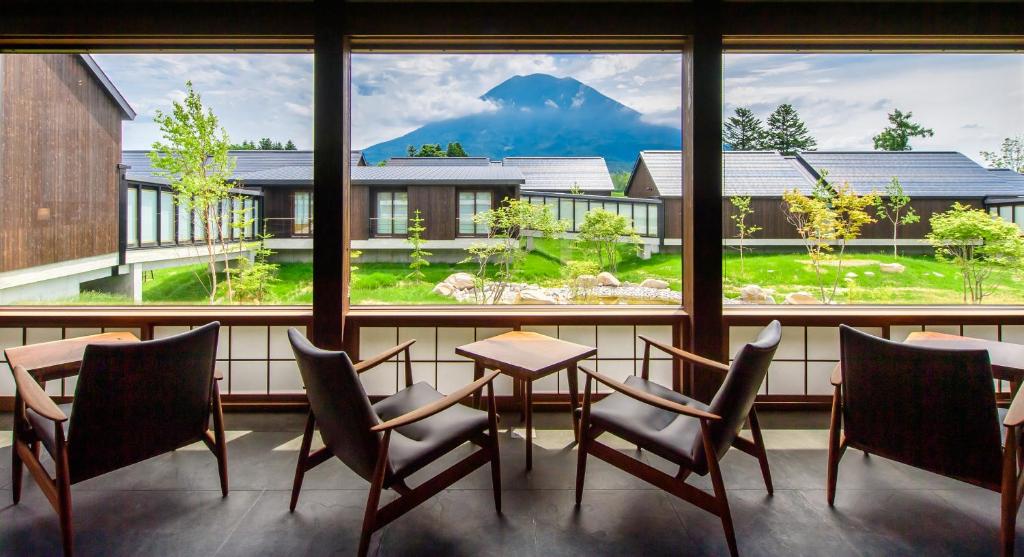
455,331,596,470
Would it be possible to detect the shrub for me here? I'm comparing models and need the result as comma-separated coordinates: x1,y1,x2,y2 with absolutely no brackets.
576,209,640,272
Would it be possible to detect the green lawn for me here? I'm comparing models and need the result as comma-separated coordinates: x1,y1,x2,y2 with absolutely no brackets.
61,241,1023,305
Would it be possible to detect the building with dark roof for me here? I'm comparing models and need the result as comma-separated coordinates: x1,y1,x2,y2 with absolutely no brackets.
626,150,1024,247
0,54,136,302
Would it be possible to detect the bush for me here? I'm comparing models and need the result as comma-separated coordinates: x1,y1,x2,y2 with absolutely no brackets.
354,272,400,290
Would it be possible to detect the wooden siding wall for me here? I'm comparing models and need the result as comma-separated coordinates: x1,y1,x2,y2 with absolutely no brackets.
0,54,122,272
261,188,294,237
719,197,981,240
350,184,369,241
408,185,456,240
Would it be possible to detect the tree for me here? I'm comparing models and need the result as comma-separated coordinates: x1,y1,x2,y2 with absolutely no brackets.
229,138,297,150
150,81,237,303
926,203,1024,304
284,139,297,150
723,108,767,151
407,143,446,157
783,174,879,303
405,209,431,281
729,196,762,275
445,142,468,157
576,209,641,273
872,108,934,151
874,177,919,258
229,201,280,304
462,199,566,304
981,136,1024,173
765,104,816,154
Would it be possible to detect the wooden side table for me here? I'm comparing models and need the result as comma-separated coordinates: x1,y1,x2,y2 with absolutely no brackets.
456,331,596,470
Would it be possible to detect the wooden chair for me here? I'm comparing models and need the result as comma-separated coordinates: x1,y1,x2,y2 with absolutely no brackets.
287,329,502,557
10,322,227,557
829,325,1024,556
574,321,781,557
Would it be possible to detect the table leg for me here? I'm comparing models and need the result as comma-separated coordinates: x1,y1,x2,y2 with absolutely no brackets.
567,362,580,441
472,362,484,409
525,380,533,471
519,378,528,422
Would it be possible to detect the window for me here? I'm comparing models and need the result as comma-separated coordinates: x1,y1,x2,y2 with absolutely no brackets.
374,190,408,237
293,191,312,236
160,190,174,243
458,191,491,236
1015,206,1024,231
140,188,158,245
126,187,138,247
722,52,1024,305
177,201,191,243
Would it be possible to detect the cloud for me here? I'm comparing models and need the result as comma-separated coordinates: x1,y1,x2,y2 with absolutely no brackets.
284,102,312,117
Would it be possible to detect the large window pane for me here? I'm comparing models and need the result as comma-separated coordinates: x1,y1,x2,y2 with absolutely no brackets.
126,187,138,247
177,201,191,243
458,192,476,235
723,52,1024,305
160,190,174,243
140,188,158,245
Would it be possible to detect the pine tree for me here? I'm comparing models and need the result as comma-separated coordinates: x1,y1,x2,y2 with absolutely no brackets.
723,108,766,151
765,104,817,155
445,141,468,157
873,109,934,151
406,210,432,281
284,139,297,150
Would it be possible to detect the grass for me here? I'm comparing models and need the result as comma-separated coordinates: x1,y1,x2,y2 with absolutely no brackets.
43,239,1024,306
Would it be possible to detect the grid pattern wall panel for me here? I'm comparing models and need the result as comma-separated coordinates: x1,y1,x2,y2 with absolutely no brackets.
353,325,675,398
728,323,1024,397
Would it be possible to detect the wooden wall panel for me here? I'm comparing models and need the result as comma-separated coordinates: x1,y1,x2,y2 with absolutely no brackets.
350,185,369,241
663,198,683,241
0,54,122,273
408,185,456,240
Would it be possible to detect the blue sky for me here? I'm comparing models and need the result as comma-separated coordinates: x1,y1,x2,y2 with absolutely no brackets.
94,52,1022,164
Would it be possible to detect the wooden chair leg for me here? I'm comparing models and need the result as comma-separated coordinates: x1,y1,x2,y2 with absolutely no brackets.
290,411,317,512
211,382,229,497
359,432,391,557
486,382,502,514
827,385,843,506
56,433,73,557
575,376,593,507
11,436,23,504
748,408,773,495
703,422,737,557
1001,431,1019,557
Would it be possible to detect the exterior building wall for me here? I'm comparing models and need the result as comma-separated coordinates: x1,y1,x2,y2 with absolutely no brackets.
0,54,123,273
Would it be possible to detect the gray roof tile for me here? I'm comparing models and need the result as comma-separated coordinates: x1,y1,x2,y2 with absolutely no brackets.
387,157,492,166
502,157,614,192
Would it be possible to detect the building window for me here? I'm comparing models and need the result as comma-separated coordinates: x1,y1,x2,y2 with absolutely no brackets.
293,191,312,236
126,186,138,247
458,191,491,236
375,190,408,237
1015,206,1024,231
177,200,191,243
160,190,174,244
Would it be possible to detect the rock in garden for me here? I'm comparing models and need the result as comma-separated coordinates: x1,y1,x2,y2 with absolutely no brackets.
515,288,557,304
431,282,455,297
739,284,771,303
640,278,669,290
597,272,621,287
784,292,821,305
863,271,875,277
845,272,858,278
576,274,599,289
879,263,905,274
933,272,944,278
444,272,476,289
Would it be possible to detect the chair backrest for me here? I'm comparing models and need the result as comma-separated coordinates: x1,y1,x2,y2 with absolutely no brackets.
67,322,220,483
288,328,382,482
839,325,1003,489
698,320,782,465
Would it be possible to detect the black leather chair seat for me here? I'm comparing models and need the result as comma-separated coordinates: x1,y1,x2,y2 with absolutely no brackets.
588,376,708,471
373,382,490,480
26,403,73,456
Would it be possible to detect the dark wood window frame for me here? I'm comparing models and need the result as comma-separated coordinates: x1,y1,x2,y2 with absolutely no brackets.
370,188,409,238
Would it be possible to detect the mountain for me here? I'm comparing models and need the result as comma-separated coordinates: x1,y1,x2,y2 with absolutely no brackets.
360,74,682,171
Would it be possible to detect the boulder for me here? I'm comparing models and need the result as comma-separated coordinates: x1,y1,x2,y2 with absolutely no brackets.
845,272,858,278
515,288,558,305
879,263,905,274
640,278,670,290
739,284,772,304
576,274,599,289
431,282,455,297
863,271,875,277
784,292,822,305
444,272,476,289
596,272,621,287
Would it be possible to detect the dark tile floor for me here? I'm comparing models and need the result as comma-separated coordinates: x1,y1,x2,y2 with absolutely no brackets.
0,410,1015,556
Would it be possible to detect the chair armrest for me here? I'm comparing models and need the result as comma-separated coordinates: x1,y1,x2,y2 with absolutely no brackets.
578,365,720,421
12,365,67,422
372,369,501,432
354,339,415,374
638,335,730,373
831,363,842,386
1004,385,1024,428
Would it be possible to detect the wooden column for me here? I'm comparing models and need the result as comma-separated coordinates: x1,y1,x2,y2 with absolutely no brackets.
312,3,349,350
683,0,724,402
